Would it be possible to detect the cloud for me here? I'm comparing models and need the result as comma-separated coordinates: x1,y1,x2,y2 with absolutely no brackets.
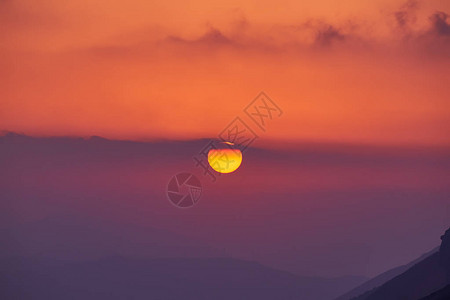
167,27,232,46
394,0,419,30
411,11,450,55
103,0,449,57
428,11,450,36
314,24,346,47
2,0,448,58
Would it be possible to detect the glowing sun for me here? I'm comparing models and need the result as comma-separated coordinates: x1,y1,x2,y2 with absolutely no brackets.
208,142,243,173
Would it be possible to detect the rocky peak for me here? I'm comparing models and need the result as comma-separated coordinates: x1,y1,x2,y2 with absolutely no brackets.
440,228,450,278
441,228,450,254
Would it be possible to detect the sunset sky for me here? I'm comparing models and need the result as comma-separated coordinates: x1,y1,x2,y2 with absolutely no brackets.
1,0,449,145
2,1,450,288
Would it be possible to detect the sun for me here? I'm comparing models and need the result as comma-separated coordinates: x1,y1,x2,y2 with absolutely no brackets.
207,142,243,173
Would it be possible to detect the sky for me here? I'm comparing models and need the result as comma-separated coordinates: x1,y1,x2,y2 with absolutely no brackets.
1,0,450,282
1,0,449,145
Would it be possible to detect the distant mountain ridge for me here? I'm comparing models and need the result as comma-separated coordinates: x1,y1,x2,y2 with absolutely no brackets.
1,256,366,300
420,284,450,300
335,246,439,300
0,213,367,300
349,228,450,300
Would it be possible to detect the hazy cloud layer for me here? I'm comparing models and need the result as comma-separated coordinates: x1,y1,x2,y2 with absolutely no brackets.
0,0,449,144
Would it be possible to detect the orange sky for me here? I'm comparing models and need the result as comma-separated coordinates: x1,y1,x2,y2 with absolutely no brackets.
1,0,449,145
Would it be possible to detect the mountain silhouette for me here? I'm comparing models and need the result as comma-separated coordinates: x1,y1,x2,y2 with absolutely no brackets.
0,213,366,300
350,228,450,300
420,284,450,300
1,256,365,300
335,246,439,300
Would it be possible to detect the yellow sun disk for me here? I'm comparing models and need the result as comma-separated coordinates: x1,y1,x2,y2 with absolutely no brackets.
207,148,243,173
